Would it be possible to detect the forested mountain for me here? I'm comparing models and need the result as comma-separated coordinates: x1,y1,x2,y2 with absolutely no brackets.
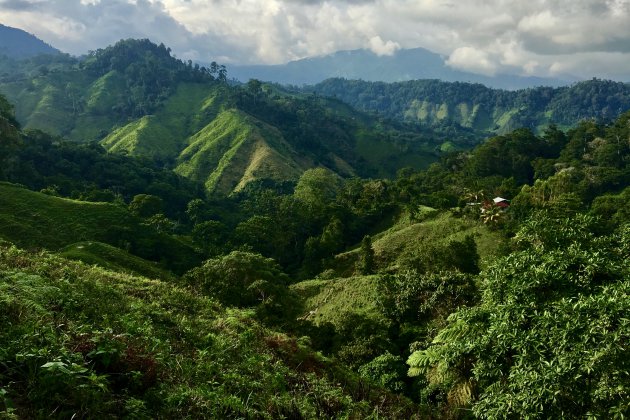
0,36,629,418
310,77,630,135
229,47,569,90
0,23,60,59
3,38,628,196
0,39,467,193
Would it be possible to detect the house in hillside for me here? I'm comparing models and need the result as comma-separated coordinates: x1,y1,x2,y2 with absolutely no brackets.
480,197,510,213
492,197,510,208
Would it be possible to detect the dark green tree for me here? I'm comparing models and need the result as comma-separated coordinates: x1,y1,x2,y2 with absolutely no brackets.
183,251,290,307
128,194,163,218
357,235,375,275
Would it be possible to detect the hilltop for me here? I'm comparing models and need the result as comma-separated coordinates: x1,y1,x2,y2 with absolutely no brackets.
0,23,60,59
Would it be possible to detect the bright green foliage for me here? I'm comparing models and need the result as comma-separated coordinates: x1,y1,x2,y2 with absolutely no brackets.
0,244,419,419
590,186,630,227
408,213,630,418
359,352,407,393
294,167,342,213
378,270,478,329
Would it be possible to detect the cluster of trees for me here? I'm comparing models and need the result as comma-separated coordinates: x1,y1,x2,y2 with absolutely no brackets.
81,39,226,117
310,78,630,136
3,128,204,220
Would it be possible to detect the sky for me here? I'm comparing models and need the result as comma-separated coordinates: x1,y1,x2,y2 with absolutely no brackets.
1,0,630,81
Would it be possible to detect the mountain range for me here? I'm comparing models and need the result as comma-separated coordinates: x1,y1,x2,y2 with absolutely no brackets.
1,35,630,196
228,47,572,90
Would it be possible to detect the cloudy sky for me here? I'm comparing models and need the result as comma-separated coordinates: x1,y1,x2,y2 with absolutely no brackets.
1,0,630,80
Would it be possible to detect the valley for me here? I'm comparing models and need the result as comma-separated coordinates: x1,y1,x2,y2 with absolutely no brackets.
0,32,628,419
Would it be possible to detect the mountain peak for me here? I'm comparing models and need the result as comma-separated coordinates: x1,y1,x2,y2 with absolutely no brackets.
0,23,61,59
228,46,570,90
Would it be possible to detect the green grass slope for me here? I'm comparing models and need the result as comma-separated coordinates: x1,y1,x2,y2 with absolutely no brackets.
100,83,227,159
332,210,505,277
0,182,198,272
0,244,420,418
176,109,310,194
291,275,387,328
0,72,109,139
291,210,502,327
101,115,181,159
59,241,174,280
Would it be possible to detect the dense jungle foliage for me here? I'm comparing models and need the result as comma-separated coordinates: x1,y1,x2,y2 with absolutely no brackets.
309,78,630,136
0,40,629,418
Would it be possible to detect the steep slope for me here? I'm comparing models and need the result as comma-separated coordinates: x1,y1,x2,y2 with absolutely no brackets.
0,23,60,58
0,39,217,141
101,82,227,159
175,109,312,194
0,182,198,273
0,244,420,418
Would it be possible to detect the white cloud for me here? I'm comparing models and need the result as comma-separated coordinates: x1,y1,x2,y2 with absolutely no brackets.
368,36,400,56
0,0,629,80
446,46,497,76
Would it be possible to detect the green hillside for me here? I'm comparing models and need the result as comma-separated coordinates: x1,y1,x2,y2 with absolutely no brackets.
0,182,198,272
59,241,175,280
311,78,630,135
101,82,228,160
331,210,505,277
1,75,630,418
0,40,442,192
176,109,311,194
291,275,386,328
0,243,419,418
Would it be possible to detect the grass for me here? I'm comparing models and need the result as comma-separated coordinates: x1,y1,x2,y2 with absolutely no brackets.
0,243,421,419
101,115,183,159
291,275,387,328
0,182,198,273
59,241,175,280
101,82,228,160
85,70,126,114
331,210,505,276
176,109,306,194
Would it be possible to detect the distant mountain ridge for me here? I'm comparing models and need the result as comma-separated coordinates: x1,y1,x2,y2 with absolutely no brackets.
0,23,60,58
309,78,630,135
228,47,571,90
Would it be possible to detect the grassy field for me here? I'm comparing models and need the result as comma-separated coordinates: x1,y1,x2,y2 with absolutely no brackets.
291,275,387,328
331,209,505,277
0,182,198,272
59,241,175,280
